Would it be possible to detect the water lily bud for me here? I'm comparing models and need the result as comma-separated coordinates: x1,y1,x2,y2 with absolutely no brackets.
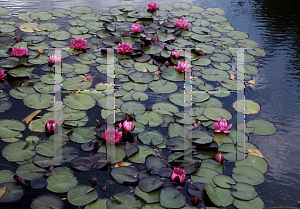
13,175,26,185
214,152,224,163
164,61,169,67
101,186,107,191
93,142,100,153
151,34,158,42
91,176,98,184
191,197,200,206
14,34,22,42
45,119,58,133
146,106,152,111
195,50,206,56
141,41,145,47
49,166,55,171
123,31,129,37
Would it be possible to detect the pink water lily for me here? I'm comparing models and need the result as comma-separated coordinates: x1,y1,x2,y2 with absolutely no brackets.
214,152,225,163
0,70,6,81
116,43,133,54
101,128,123,144
119,120,135,132
49,55,61,63
130,24,143,33
174,19,190,29
10,47,29,57
147,2,159,10
45,119,58,133
171,50,180,58
170,167,186,184
70,38,90,50
213,119,232,133
174,61,190,72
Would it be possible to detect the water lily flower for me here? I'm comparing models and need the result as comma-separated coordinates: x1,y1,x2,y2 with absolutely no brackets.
101,128,123,144
119,120,135,132
0,70,6,81
170,167,186,184
174,19,190,29
70,38,90,50
174,61,190,72
45,119,58,133
214,152,225,163
213,119,232,133
49,55,61,63
147,2,159,10
171,50,180,58
130,24,143,33
116,43,133,54
10,47,29,57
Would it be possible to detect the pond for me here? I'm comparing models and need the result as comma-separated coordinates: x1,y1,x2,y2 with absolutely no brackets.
0,0,299,208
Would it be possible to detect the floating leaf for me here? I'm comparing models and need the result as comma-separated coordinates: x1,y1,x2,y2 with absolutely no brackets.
204,183,233,207
203,107,232,121
160,187,186,209
145,155,167,175
134,186,160,204
46,172,78,193
19,23,41,32
231,183,258,201
2,141,35,162
63,94,96,110
67,185,98,206
233,196,264,209
233,100,260,114
111,166,139,184
16,163,45,180
31,195,64,209
106,193,141,209
128,145,157,164
246,120,276,136
232,166,265,186
31,178,47,189
0,182,23,203
136,111,163,127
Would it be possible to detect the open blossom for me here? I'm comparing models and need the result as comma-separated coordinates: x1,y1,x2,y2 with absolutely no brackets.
170,167,186,184
213,119,232,133
214,152,225,163
45,119,58,133
174,19,190,29
174,61,190,72
147,2,159,10
130,24,143,33
101,128,123,144
171,51,180,58
70,38,90,50
49,55,61,63
0,70,6,81
10,47,29,57
116,43,133,54
119,120,135,132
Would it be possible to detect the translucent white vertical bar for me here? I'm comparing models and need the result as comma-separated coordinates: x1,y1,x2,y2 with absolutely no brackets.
183,48,193,160
236,48,246,156
54,48,62,163
106,48,115,162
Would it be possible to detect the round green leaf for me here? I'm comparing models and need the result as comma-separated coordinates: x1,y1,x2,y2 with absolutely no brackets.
0,182,23,203
128,145,157,164
31,195,64,209
232,166,265,185
136,111,163,127
111,166,139,184
46,172,78,193
246,120,276,136
67,185,98,206
63,93,96,110
2,141,35,162
203,107,232,121
23,93,54,109
106,193,141,209
69,128,96,143
16,163,45,180
160,187,186,209
233,99,260,114
204,183,233,207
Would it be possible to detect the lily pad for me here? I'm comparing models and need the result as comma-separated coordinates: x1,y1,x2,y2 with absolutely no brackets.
233,100,260,114
67,185,98,206
233,196,264,209
204,183,233,207
69,128,96,143
2,141,35,162
0,119,25,138
246,120,276,136
46,172,78,193
160,187,186,209
136,111,163,127
134,186,160,204
203,107,232,121
63,93,96,110
0,182,23,203
128,72,153,83
145,155,168,175
232,166,265,185
120,101,145,115
161,67,185,82
31,178,47,189
23,93,54,109
128,145,157,164
106,193,141,209
16,163,45,180
111,166,139,184
31,195,64,209
213,174,236,189
231,183,258,201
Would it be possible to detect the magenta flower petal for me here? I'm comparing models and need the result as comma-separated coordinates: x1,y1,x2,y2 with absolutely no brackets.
213,118,232,133
70,38,89,50
0,70,6,81
45,119,58,133
147,2,159,9
10,47,30,57
116,43,133,54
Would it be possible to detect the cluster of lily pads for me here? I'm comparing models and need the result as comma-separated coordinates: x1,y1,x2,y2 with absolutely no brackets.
0,2,276,209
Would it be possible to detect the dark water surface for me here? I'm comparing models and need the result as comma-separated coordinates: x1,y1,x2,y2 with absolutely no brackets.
1,0,300,208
